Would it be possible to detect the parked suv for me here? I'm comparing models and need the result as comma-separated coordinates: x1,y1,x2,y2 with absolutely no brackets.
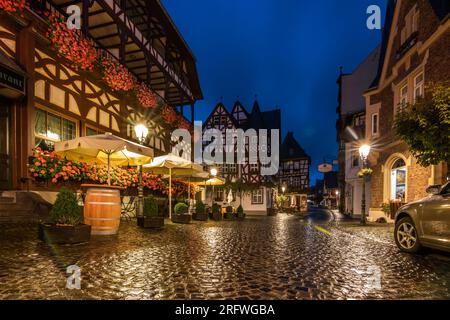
394,182,450,253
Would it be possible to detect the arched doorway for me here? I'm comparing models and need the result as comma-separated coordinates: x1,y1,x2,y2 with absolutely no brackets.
390,158,406,202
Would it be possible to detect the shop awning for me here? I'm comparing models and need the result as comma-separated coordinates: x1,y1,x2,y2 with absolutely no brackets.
0,50,26,99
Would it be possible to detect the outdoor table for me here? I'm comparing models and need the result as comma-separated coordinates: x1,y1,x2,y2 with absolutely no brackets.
81,184,125,235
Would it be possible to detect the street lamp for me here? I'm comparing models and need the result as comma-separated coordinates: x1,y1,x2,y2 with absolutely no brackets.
134,124,149,218
282,186,286,194
359,144,371,225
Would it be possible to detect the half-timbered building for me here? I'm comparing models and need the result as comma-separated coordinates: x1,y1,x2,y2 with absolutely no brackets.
0,0,202,195
202,100,285,215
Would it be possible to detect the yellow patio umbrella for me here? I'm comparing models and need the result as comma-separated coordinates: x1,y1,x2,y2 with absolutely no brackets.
193,177,226,186
54,133,154,185
143,154,204,219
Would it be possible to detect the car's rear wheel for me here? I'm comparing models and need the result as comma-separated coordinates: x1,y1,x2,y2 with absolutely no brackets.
395,216,422,253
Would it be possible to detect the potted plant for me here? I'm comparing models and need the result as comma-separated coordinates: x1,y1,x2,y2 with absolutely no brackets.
211,203,222,221
172,202,191,224
194,200,208,221
38,188,91,244
137,196,164,229
224,206,234,220
236,205,246,220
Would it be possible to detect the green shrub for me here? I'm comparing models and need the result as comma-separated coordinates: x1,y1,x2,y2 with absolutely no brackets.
174,202,189,215
226,206,233,213
50,188,82,225
196,200,206,214
144,196,158,217
237,205,245,218
212,203,220,214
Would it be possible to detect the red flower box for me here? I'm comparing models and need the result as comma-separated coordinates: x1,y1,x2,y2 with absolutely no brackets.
100,57,136,92
0,0,26,15
47,13,97,71
161,105,178,125
136,83,158,109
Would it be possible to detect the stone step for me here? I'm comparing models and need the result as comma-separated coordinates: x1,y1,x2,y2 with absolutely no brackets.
0,196,15,203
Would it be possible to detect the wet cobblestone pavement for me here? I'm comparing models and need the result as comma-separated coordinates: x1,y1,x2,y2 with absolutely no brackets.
1,211,450,300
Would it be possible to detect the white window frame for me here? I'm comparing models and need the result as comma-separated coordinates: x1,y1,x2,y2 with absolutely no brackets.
251,188,264,204
398,84,408,113
413,72,424,102
372,113,379,136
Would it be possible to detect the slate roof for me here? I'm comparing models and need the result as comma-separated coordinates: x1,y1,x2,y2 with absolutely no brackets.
280,132,310,160
246,100,281,131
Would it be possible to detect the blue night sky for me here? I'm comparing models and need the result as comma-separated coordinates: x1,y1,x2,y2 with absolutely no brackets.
162,0,387,185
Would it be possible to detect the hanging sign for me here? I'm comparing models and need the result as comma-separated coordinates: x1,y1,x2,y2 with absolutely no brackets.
318,163,333,173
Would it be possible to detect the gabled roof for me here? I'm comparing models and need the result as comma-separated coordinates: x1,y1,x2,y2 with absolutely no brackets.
246,100,281,131
370,0,396,89
280,132,310,160
370,0,449,89
203,102,238,129
231,100,250,117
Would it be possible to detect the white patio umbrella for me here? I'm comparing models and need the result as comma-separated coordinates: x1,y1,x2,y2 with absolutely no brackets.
143,154,203,219
54,133,154,185
227,189,233,205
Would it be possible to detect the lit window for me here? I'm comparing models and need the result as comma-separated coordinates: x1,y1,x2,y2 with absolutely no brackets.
414,72,424,102
372,113,379,136
251,188,264,204
34,108,77,150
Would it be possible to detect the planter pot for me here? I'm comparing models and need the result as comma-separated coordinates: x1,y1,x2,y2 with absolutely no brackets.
38,223,91,244
137,216,164,229
212,212,222,221
194,212,208,221
267,208,277,216
172,214,192,224
224,212,234,220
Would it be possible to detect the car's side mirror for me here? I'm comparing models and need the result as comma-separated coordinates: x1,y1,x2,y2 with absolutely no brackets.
426,185,441,195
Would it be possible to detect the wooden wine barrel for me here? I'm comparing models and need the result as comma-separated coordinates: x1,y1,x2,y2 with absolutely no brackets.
82,185,123,235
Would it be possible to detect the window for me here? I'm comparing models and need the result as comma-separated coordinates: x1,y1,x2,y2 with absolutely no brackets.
250,163,258,172
86,127,99,136
215,188,224,202
251,188,264,204
351,152,360,168
401,8,419,45
229,164,237,173
414,72,424,102
398,84,408,112
372,113,379,136
35,108,77,151
353,114,365,127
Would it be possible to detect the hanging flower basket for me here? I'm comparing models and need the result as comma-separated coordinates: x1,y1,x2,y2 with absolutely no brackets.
357,168,373,178
99,57,136,92
178,115,192,131
47,13,97,71
161,105,178,125
136,83,158,109
0,0,26,15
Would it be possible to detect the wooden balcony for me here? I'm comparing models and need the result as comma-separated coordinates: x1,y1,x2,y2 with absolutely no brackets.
26,0,202,107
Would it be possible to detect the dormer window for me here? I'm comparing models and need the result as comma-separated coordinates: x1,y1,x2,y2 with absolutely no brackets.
400,7,419,45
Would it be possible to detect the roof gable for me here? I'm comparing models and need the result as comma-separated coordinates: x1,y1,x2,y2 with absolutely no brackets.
280,132,310,160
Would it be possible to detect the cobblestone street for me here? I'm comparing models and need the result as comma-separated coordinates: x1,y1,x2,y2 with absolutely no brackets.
1,209,450,300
